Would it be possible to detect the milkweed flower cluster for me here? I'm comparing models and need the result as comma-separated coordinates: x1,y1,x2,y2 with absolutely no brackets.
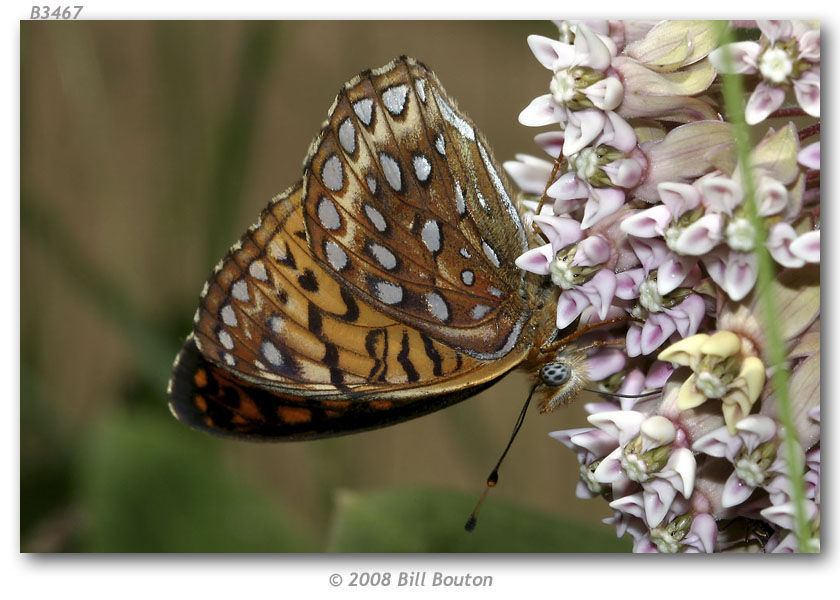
506,20,820,553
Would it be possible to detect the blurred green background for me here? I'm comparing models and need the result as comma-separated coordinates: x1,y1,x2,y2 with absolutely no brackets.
20,20,630,552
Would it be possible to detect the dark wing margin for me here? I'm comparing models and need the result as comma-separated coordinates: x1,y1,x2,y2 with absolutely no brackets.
168,335,514,441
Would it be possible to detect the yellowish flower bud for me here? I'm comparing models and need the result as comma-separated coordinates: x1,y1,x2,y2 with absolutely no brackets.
658,333,709,367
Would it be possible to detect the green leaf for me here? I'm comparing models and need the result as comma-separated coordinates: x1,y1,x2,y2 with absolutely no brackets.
327,487,631,553
77,412,317,552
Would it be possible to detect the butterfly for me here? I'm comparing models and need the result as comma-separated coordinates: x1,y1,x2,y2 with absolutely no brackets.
167,56,632,442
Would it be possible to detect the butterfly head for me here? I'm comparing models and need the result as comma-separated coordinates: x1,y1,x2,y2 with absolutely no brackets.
534,347,590,413
538,361,571,386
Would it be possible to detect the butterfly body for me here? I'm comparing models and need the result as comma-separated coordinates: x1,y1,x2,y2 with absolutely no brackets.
168,56,580,441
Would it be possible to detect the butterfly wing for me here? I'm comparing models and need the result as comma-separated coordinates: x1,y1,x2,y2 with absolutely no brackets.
168,57,540,440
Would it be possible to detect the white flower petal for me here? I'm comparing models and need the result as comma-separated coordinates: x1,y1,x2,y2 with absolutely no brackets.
757,20,793,44
547,172,589,200
519,94,565,127
563,108,606,155
580,269,617,320
767,222,805,268
657,255,695,295
790,230,820,263
735,415,778,443
580,186,625,229
586,349,627,382
574,23,616,70
643,481,677,527
658,182,701,216
701,176,743,215
693,425,742,459
723,251,758,301
666,294,706,338
514,244,554,275
756,177,789,216
609,492,646,520
673,214,724,255
745,82,786,125
620,205,672,238
688,514,718,553
797,27,820,61
709,42,761,74
797,141,820,170
592,448,626,483
793,69,820,117
503,155,555,194
588,410,646,444
572,235,610,266
761,500,818,530
527,34,576,70
534,131,566,159
625,324,642,357
640,314,677,355
640,415,675,444
722,471,757,507
555,289,589,328
532,214,584,250
569,428,620,457
614,268,645,299
597,110,637,154
668,448,697,497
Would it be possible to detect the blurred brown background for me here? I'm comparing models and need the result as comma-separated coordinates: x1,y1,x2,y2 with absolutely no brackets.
21,20,627,552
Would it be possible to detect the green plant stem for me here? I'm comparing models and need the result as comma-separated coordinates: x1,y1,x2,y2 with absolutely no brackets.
714,22,812,552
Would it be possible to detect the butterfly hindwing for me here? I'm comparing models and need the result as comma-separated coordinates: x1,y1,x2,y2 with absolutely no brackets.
169,334,515,440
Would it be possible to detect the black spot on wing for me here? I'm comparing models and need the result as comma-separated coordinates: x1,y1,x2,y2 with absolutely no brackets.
397,330,419,383
364,329,388,382
323,342,348,390
298,268,319,292
338,287,360,322
308,302,323,337
420,333,443,377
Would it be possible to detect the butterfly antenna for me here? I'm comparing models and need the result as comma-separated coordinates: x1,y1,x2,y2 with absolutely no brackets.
582,387,662,399
465,383,539,532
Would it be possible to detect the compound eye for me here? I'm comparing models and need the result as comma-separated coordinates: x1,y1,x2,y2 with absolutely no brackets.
540,361,570,387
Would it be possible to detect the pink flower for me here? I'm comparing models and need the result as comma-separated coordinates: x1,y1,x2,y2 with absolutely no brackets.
519,24,634,158
545,114,643,228
590,411,696,526
702,247,758,302
627,504,718,553
692,416,784,507
621,181,725,256
614,238,705,355
549,427,619,499
710,20,820,124
515,215,618,328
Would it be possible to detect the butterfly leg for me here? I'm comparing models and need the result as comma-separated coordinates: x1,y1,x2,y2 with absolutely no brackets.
537,315,640,356
531,152,565,243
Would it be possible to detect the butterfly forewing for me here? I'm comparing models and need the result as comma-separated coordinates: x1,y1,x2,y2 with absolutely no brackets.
304,58,532,358
169,57,541,440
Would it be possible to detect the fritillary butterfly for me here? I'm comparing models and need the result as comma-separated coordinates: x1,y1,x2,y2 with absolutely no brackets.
167,56,628,441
